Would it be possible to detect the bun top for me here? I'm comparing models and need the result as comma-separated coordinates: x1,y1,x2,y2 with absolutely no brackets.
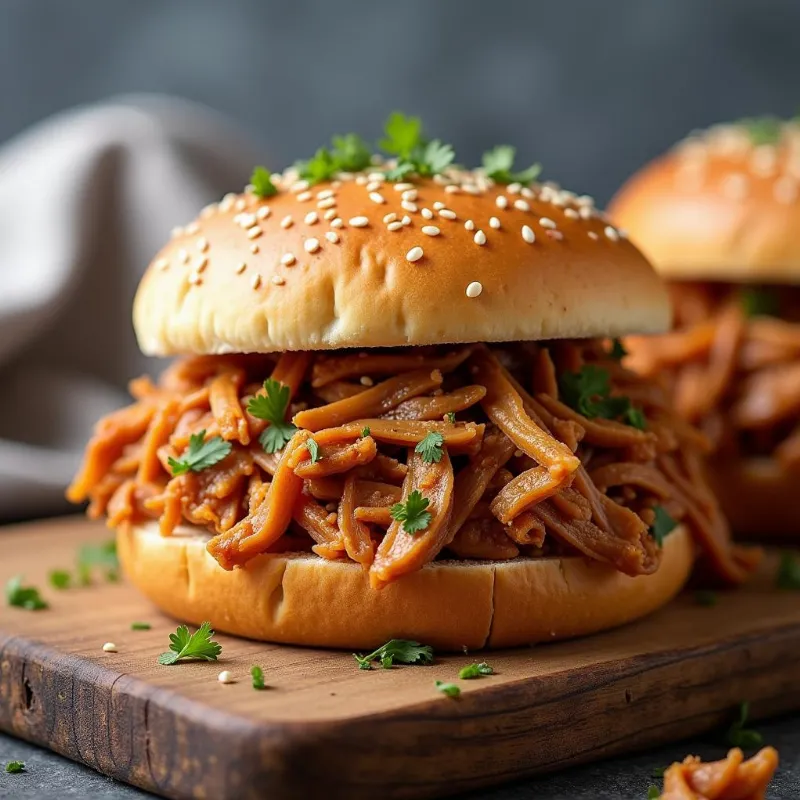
134,129,668,355
609,118,800,284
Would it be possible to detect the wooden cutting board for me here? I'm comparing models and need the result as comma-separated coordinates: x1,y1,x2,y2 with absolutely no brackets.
0,517,799,800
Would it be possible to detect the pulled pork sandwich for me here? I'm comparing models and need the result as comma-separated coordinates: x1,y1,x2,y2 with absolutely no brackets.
68,116,754,650
610,117,800,539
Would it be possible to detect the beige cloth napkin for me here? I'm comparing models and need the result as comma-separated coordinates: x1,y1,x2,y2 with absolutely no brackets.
0,95,261,519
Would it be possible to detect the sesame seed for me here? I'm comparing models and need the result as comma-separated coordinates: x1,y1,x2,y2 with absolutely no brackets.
323,208,337,220
513,199,530,212
271,275,285,286
387,221,404,231
156,258,170,271
280,253,296,266
401,189,418,202
355,175,368,185
444,185,460,194
178,249,190,264
331,218,344,229
171,226,184,238
465,219,475,231
421,207,434,219
401,201,418,213
774,176,799,204
349,216,369,228
563,208,579,219
304,211,319,225
579,206,594,219
256,206,271,220
366,181,381,193
186,222,200,235
521,187,535,199
368,171,385,182
466,281,483,298
235,262,247,274
102,642,117,653
496,195,508,209
218,671,234,684
521,225,535,243
292,180,310,193
304,238,321,253
402,215,412,225
251,274,262,290
438,209,457,220
539,217,556,229
317,197,336,209
489,216,501,229
297,192,312,203
604,225,620,242
325,231,340,243
433,201,445,210
507,182,522,195
317,189,335,200
588,231,599,240
250,244,260,254
236,213,257,228
383,212,398,224
234,199,246,212
369,192,386,204
247,226,263,240
393,182,414,191
360,376,374,386
473,230,487,246
195,257,208,273
422,225,441,236
547,229,564,241
281,215,293,229
406,246,424,262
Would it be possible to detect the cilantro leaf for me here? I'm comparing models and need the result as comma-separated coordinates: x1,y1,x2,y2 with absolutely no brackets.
695,590,718,607
415,431,444,463
247,379,298,454
646,787,660,800
168,431,232,476
445,411,456,425
250,166,278,198
482,145,541,184
353,639,434,670
361,426,371,438
418,139,455,176
6,576,48,610
649,506,678,548
48,570,71,590
5,760,25,774
435,680,461,697
390,490,432,534
77,539,119,585
559,365,646,429
384,161,418,181
777,552,800,590
726,701,763,749
740,287,779,318
131,621,151,630
251,665,266,690
330,133,372,173
740,116,783,146
380,112,423,158
297,147,338,184
609,338,628,360
158,621,222,665
459,662,494,679
307,438,320,464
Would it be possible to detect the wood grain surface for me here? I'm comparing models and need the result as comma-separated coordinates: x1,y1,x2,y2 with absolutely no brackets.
0,517,798,800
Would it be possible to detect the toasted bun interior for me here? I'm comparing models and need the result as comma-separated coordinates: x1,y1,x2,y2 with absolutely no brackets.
118,521,693,651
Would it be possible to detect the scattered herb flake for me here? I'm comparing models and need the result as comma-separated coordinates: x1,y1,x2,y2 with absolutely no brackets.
353,639,434,670
379,112,423,159
647,786,660,800
251,665,266,690
361,426,371,438
740,116,783,146
389,490,432,535
250,166,278,198
559,365,645,429
445,411,456,425
435,680,461,698
777,553,800,590
158,621,222,666
650,506,678,548
415,431,444,463
247,379,298,454
6,576,48,611
5,760,24,774
695,591,718,607
609,338,628,361
726,701,763,749
48,570,71,590
482,145,541,184
740,287,779,318
458,662,494,679
168,430,232,476
307,438,320,464
131,622,152,631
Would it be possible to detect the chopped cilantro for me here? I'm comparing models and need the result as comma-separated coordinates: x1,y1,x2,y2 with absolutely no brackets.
390,490,432,534
77,539,119,585
361,426,371,438
251,665,266,690
726,701,763,749
379,112,423,159
168,431,231,476
739,116,783,146
646,786,660,800
131,622,152,630
247,379,298,454
650,506,678,547
5,761,25,774
415,431,444,463
459,662,494,679
307,438,320,464
435,680,461,698
158,621,222,665
776,552,800,590
695,590,718,607
250,166,278,198
48,570,71,590
559,365,646,429
445,411,456,425
482,145,541,184
6,576,48,611
380,112,455,179
609,338,628,360
296,133,372,184
353,639,434,670
740,287,780,318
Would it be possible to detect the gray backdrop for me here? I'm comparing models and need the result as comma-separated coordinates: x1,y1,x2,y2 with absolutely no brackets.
2,0,800,206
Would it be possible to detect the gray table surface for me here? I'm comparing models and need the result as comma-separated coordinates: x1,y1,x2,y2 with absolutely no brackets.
1,717,798,799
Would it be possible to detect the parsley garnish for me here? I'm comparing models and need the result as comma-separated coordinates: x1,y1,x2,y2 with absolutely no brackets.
380,112,455,179
361,426,371,438
380,112,423,159
307,438,320,464
48,570,71,590
77,539,119,585
415,431,444,463
740,116,783,146
251,665,266,690
609,338,628,360
740,287,779,318
695,590,718,607
5,761,25,774
650,506,678,547
353,639,434,670
168,430,232,476
158,621,222,665
435,680,461,698
6,576,48,610
726,701,763,749
646,786,660,800
777,552,800,590
247,379,298,454
445,411,456,425
131,622,151,630
296,134,372,184
482,145,541,184
459,662,493,679
559,365,646,429
250,166,278,198
390,490,432,534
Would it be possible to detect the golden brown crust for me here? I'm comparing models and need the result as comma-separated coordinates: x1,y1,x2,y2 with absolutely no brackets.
118,521,694,650
134,173,669,355
609,123,800,283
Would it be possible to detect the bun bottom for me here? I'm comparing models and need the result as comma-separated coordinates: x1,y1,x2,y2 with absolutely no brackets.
710,458,800,541
117,522,694,651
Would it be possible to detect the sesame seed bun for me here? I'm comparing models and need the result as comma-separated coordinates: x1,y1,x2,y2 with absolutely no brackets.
117,520,694,651
134,170,669,356
609,122,800,283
